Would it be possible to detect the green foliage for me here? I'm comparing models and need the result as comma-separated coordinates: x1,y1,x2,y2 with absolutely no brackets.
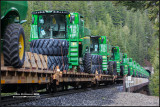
112,1,159,96
149,68,159,96
112,1,159,37
148,39,159,96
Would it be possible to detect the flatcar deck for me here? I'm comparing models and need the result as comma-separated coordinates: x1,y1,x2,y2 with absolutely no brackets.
1,52,123,85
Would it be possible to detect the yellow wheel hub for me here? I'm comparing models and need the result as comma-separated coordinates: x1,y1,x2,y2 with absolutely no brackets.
19,34,24,60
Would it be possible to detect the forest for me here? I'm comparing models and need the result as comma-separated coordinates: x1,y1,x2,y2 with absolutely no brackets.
22,1,159,96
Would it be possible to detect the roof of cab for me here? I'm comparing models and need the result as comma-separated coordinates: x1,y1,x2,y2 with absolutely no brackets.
32,10,70,15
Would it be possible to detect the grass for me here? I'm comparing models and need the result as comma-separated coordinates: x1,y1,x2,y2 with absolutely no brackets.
1,92,17,96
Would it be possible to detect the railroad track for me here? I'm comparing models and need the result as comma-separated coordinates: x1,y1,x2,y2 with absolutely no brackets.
1,84,123,106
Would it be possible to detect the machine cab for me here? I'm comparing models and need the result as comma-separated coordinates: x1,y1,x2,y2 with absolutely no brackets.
111,46,120,61
30,10,70,41
90,36,107,54
90,36,100,54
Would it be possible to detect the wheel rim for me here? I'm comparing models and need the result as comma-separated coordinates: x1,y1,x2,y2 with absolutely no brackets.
19,34,24,60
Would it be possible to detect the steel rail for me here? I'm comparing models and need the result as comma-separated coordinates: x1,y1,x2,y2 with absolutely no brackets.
1,84,122,106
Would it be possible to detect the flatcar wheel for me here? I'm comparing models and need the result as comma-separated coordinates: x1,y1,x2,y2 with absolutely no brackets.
46,84,52,93
96,80,99,87
17,85,26,94
60,84,65,91
74,82,79,89
81,83,87,89
52,85,58,93
92,80,99,88
64,85,68,90
104,82,108,86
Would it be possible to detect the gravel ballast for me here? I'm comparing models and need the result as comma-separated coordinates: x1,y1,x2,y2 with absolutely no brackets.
12,84,159,106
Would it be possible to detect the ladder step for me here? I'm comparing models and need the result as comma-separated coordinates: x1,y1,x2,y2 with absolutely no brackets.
102,62,107,64
70,48,78,52
70,57,78,61
70,52,78,56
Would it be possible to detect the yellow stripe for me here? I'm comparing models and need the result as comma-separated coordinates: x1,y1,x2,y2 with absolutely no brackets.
38,80,41,84
18,80,21,83
1,80,5,84
83,37,89,39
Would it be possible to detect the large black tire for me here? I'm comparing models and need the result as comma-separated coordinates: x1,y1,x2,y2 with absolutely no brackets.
83,53,92,73
3,23,25,68
120,65,124,76
108,61,114,75
104,70,108,74
113,61,117,75
91,65,96,74
98,55,103,65
47,56,68,71
30,39,69,56
133,70,135,77
91,55,103,74
128,68,131,76
79,65,84,72
96,65,103,74
91,55,103,65
91,55,97,65
91,65,103,74
47,56,52,70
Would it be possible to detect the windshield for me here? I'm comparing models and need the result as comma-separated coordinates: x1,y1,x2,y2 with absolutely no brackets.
38,14,66,39
90,38,99,53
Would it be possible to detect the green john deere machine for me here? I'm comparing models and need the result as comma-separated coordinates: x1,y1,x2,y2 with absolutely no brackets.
29,10,92,73
89,36,108,74
136,63,141,77
128,58,134,76
132,61,137,77
120,53,129,76
66,12,91,73
107,46,122,76
1,1,28,68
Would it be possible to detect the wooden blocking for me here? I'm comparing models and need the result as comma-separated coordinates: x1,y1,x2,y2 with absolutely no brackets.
39,54,47,70
23,52,31,69
44,55,48,70
34,53,42,70
28,52,37,69
1,53,4,67
56,66,60,72
51,65,55,71
63,70,67,73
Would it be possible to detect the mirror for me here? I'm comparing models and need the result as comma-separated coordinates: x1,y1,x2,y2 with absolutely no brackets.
32,17,34,24
70,15,75,23
40,18,44,24
101,38,104,43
